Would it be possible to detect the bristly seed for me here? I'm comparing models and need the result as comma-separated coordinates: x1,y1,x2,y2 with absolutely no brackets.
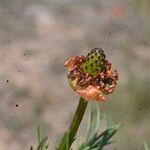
90,63,93,66
95,59,98,64
91,48,96,53
91,55,94,59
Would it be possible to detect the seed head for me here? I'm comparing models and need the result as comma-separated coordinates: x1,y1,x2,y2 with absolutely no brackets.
81,48,106,76
64,48,118,101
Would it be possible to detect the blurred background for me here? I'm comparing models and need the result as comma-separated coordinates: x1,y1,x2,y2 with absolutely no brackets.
0,0,150,149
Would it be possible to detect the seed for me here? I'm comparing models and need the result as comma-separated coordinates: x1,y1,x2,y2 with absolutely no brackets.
102,53,106,59
86,53,90,57
91,48,96,53
90,63,93,66
98,49,103,54
98,55,101,59
85,65,88,69
91,55,94,59
95,59,98,64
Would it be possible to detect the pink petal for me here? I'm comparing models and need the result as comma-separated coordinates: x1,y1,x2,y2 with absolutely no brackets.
64,56,77,71
76,85,106,102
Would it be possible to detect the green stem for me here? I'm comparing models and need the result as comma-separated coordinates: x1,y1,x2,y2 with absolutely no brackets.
56,97,88,150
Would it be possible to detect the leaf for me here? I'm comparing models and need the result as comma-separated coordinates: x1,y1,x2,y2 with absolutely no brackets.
144,141,149,150
77,104,120,150
85,123,120,150
45,144,49,150
36,125,49,150
91,148,99,150
37,125,41,144
66,130,70,150
86,102,100,142
94,102,100,134
94,123,120,149
76,133,81,149
29,146,33,150
86,102,93,141
37,135,48,150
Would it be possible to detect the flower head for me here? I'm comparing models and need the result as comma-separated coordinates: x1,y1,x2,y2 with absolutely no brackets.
64,48,118,101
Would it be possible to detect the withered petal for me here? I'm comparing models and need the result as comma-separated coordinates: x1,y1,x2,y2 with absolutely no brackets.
64,56,77,71
76,85,106,101
64,48,118,102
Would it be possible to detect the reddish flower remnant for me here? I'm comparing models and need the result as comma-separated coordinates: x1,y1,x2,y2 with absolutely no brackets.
64,48,118,101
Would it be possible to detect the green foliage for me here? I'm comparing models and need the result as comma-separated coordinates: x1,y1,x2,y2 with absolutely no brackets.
77,102,120,150
86,102,100,142
55,130,74,150
144,141,149,150
56,98,88,150
30,126,49,150
30,102,120,150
